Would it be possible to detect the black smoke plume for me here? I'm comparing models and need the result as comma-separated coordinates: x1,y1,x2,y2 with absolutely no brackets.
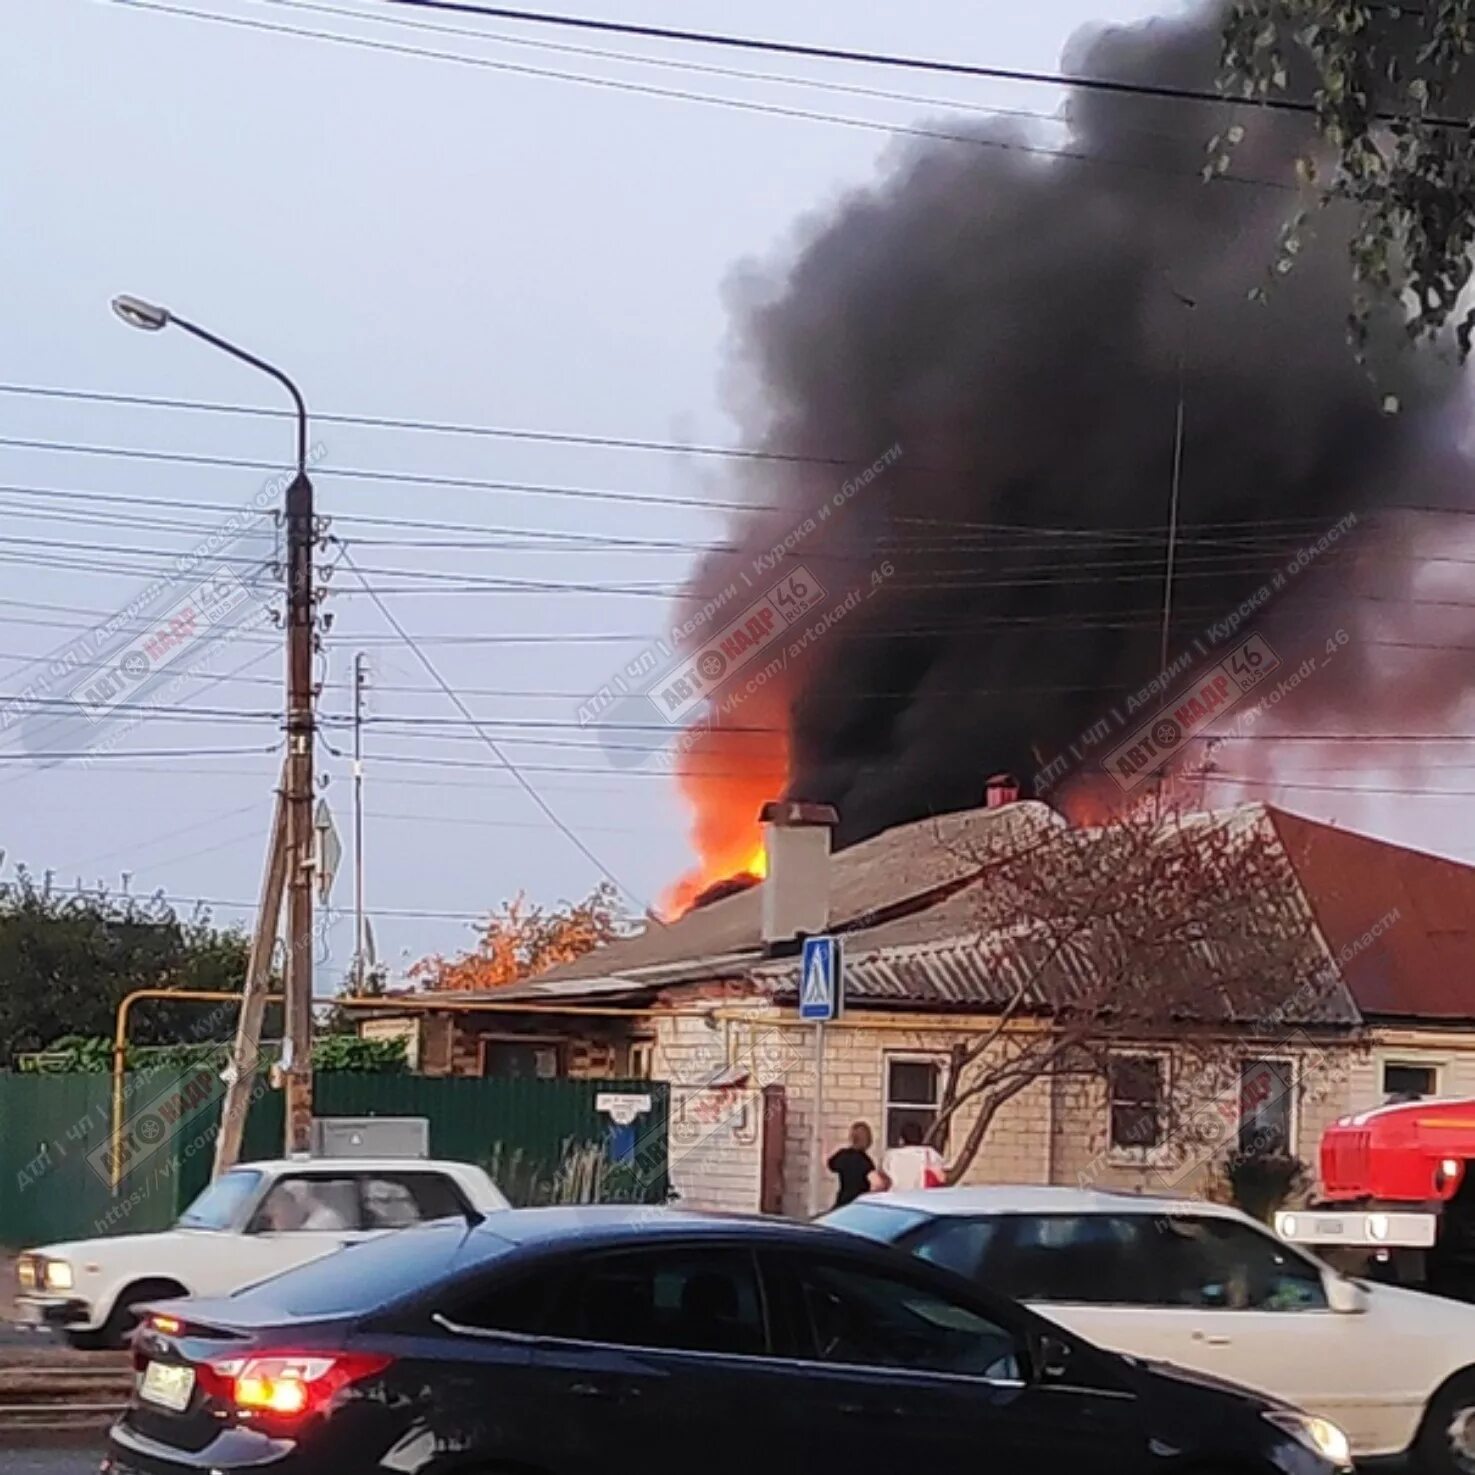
678,3,1468,854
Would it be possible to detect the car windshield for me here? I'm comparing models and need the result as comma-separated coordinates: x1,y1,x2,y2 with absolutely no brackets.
177,1169,263,1230
819,1201,935,1243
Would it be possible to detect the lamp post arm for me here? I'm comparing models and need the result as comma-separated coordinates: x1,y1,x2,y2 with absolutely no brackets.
169,314,309,474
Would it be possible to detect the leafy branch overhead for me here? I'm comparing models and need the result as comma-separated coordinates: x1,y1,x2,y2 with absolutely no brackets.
409,881,630,992
1221,0,1475,357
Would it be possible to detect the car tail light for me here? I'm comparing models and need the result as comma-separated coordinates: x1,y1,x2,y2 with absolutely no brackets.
202,1352,392,1421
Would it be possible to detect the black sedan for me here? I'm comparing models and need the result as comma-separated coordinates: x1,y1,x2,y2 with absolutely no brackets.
102,1206,1350,1475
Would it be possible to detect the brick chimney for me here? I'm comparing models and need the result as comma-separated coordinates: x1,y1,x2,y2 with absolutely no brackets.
985,772,1021,808
758,799,839,951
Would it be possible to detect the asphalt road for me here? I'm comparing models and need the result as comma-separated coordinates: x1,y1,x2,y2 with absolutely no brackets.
0,1449,104,1473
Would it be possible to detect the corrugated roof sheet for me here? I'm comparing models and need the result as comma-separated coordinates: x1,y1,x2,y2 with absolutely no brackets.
750,904,1358,1025
1268,808,1475,1021
419,801,1064,1001
411,801,1468,1025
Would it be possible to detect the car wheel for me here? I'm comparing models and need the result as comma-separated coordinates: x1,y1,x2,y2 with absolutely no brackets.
1418,1370,1475,1475
94,1281,187,1351
61,1327,112,1352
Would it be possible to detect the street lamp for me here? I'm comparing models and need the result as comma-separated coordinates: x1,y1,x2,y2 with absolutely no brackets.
111,293,316,1161
110,293,308,473
111,295,170,333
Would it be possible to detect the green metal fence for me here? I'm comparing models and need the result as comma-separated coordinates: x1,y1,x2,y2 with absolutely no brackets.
0,1071,669,1248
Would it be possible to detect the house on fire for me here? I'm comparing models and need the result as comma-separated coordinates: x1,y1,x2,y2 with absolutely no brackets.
375,798,1475,1216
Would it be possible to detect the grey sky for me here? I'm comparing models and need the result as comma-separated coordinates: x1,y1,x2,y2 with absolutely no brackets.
8,0,1440,983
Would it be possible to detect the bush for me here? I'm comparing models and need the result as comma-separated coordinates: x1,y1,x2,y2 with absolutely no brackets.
1224,1151,1308,1223
310,1034,407,1074
19,1033,407,1075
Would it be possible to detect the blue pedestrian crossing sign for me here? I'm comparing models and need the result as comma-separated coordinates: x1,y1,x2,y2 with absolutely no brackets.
799,935,843,1022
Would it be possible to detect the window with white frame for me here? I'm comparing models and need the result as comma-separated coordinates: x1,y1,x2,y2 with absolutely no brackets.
1238,1057,1295,1155
1108,1053,1167,1154
884,1055,946,1148
1382,1060,1438,1100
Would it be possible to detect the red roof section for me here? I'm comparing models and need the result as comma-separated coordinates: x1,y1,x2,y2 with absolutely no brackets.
1269,807,1475,1021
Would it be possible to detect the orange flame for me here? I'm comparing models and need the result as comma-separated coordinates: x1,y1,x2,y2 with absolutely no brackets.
661,724,788,917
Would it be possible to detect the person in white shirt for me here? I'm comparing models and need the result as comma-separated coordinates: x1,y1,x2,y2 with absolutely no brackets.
881,1120,948,1189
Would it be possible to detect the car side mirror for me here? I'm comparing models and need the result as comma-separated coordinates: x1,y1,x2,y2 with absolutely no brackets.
1033,1332,1074,1382
1325,1273,1368,1315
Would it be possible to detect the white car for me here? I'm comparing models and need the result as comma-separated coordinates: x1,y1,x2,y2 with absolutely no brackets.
15,1157,508,1349
825,1185,1475,1472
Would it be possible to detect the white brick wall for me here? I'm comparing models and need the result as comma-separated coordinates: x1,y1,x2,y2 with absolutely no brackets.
651,1011,1388,1214
668,1085,765,1213
653,1011,1058,1215
1053,1039,1360,1199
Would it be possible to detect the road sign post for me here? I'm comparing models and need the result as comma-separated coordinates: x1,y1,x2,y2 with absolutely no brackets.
801,935,843,1217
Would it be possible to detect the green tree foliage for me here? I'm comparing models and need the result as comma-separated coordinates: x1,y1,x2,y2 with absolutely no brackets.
20,1031,407,1074
310,1033,408,1073
1221,1,1475,356
0,867,250,1066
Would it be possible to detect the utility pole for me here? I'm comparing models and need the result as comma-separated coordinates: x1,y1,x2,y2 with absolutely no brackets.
111,294,317,1163
213,777,288,1177
284,469,317,1154
353,652,368,994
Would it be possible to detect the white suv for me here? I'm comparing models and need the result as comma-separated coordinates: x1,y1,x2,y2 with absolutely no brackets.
825,1185,1475,1472
16,1157,508,1348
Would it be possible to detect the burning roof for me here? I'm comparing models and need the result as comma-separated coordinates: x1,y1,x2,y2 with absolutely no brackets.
461,804,1475,1028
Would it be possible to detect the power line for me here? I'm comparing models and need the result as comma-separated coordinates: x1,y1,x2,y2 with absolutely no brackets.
27,880,492,922
0,382,861,472
1209,774,1475,798
0,742,283,761
375,0,1469,131
283,0,1191,142
58,803,261,875
0,453,1405,539
120,0,1293,193
337,546,664,918
0,434,781,513
132,823,273,875
367,806,669,835
0,478,1361,557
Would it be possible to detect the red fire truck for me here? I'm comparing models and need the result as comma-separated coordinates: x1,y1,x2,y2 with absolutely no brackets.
1276,1097,1475,1297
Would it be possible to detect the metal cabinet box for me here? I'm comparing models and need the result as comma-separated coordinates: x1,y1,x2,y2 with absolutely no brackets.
310,1116,429,1159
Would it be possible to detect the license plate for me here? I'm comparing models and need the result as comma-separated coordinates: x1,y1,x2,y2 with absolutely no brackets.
139,1360,195,1412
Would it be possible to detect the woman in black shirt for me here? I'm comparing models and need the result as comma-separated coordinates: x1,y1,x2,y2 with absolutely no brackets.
827,1121,877,1208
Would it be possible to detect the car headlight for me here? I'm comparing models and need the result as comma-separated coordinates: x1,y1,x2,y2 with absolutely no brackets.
43,1259,73,1292
16,1256,37,1291
1264,1410,1352,1467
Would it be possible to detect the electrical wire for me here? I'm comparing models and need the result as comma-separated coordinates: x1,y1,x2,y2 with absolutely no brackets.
117,0,1296,194
0,433,782,513
0,382,863,471
57,803,261,875
360,0,1363,122
28,880,492,922
0,742,282,761
0,438,1376,535
337,546,664,917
